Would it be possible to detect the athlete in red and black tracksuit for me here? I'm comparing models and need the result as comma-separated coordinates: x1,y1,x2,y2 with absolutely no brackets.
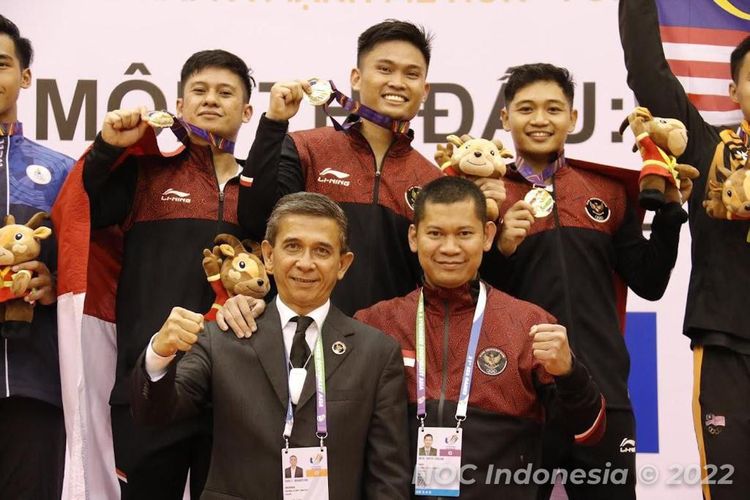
621,1,750,497
481,159,687,499
238,115,441,315
82,135,245,498
356,280,605,499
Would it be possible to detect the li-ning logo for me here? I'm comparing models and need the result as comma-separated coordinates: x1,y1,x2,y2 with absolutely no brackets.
619,438,636,453
317,168,351,186
161,188,191,203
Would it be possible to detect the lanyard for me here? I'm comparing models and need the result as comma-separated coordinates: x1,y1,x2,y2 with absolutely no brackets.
321,81,411,135
415,282,487,427
283,333,328,448
738,120,750,148
515,151,565,187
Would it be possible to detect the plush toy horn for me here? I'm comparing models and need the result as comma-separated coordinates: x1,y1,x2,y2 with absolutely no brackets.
25,212,49,230
618,117,640,153
214,233,243,249
3,214,15,226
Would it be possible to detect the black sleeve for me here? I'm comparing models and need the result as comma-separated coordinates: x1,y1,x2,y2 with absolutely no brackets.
130,330,213,426
238,114,306,241
613,201,687,300
82,134,137,229
618,0,715,169
537,356,606,445
364,340,412,500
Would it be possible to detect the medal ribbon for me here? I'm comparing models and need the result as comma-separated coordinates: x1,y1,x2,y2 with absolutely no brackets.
515,151,566,187
321,81,411,135
738,120,750,148
415,282,487,424
154,112,235,154
283,332,328,444
0,122,23,137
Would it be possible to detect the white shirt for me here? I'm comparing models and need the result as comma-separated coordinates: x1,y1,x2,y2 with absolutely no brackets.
145,297,330,380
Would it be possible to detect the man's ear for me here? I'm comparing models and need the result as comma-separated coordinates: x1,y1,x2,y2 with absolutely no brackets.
730,81,738,104
243,104,253,123
175,98,183,118
408,224,418,253
350,67,361,92
422,82,431,103
261,240,274,274
483,221,497,251
500,108,510,131
568,108,579,133
20,68,31,89
336,251,355,280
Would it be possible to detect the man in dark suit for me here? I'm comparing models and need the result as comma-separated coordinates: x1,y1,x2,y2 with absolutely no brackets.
284,455,304,478
130,192,411,500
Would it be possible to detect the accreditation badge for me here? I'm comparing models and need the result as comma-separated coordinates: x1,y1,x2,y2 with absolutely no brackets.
414,426,463,497
282,446,329,500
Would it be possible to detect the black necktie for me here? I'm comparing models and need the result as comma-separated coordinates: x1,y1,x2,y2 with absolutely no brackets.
290,316,314,368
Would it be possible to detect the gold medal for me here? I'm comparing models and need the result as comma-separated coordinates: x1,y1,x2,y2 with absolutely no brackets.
304,78,333,106
146,110,174,128
524,187,554,218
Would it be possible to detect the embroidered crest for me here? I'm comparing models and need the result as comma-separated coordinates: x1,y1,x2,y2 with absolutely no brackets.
405,186,421,210
477,347,507,376
585,198,610,222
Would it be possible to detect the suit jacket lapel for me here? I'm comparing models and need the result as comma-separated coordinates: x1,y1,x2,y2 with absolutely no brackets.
249,302,288,408
296,306,355,410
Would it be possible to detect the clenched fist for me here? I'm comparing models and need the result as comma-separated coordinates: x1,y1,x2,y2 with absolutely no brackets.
530,323,572,377
152,307,205,357
266,80,312,122
101,107,150,148
498,200,535,256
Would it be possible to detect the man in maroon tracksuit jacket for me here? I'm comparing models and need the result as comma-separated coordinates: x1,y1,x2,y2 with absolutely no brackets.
356,176,605,499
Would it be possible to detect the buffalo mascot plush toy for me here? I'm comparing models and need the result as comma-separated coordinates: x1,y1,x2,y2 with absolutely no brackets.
703,129,750,220
620,106,699,210
0,212,52,339
434,134,513,220
202,234,270,321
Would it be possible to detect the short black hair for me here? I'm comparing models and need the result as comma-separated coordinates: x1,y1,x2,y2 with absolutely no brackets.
181,49,255,103
504,63,575,106
731,35,750,83
0,15,32,70
414,176,486,226
357,20,433,68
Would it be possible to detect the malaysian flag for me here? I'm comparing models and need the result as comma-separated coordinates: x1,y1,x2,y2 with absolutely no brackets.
656,0,749,126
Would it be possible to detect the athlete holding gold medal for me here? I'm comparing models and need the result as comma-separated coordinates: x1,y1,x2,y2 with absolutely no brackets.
481,63,693,500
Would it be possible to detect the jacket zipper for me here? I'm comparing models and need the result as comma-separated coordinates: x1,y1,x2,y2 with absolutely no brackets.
437,300,450,427
550,177,575,336
370,141,395,205
209,152,228,230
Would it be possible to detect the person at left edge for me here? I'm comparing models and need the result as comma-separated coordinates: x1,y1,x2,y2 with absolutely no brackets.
131,192,411,500
76,50,260,499
355,177,604,500
0,14,73,500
